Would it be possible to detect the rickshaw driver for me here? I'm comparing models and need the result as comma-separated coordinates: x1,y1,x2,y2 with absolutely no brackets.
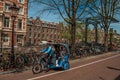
40,42,55,71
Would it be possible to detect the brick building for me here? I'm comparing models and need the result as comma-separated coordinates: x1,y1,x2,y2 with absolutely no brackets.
90,28,104,43
0,0,28,51
26,17,65,46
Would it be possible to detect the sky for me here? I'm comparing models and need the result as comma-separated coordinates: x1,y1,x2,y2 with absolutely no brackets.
28,2,63,23
28,3,120,34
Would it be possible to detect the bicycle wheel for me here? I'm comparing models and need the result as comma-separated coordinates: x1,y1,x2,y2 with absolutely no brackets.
15,56,24,70
3,60,11,71
32,63,42,74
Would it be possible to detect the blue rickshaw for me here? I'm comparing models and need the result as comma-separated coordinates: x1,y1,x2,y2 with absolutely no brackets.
32,42,70,74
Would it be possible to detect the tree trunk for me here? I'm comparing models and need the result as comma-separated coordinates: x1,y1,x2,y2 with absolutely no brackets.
85,23,88,43
70,21,76,57
104,30,109,52
95,24,98,43
70,0,76,57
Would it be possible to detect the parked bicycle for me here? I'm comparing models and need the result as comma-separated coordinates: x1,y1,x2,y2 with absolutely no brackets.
0,53,24,71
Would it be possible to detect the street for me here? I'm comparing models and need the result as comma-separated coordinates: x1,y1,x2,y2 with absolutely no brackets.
0,51,120,80
0,1,120,80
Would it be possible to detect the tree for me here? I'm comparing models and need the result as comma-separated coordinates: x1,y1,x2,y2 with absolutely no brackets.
88,0,120,51
63,20,85,43
61,24,71,43
76,22,85,42
29,0,90,56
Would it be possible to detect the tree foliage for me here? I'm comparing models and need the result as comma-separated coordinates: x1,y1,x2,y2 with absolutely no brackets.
29,0,90,56
88,0,120,51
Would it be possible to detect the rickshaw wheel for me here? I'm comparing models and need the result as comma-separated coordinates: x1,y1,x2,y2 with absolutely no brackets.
32,63,42,74
63,62,70,70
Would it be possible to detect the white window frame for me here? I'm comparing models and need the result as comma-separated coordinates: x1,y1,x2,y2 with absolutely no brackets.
18,7,24,15
3,34,9,42
4,3,10,12
17,35,23,43
4,17,10,28
17,19,22,30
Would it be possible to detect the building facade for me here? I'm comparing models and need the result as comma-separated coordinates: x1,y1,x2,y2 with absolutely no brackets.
26,17,65,46
0,0,28,51
89,28,104,43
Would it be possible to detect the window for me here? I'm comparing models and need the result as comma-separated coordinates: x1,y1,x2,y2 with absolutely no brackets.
54,35,56,39
42,34,44,38
18,0,24,3
29,38,31,42
29,28,31,31
18,19,22,29
38,34,40,37
18,19,22,30
29,33,31,38
4,3,10,12
17,35,23,42
42,29,44,32
34,33,36,37
18,7,24,15
42,23,48,27
4,17,9,28
58,36,59,39
50,34,52,39
47,29,49,32
3,34,9,42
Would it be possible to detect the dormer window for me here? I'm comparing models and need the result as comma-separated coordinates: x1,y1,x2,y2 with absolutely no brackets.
18,0,24,3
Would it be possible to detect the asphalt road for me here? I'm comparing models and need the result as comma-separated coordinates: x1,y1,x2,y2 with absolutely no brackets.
0,51,120,80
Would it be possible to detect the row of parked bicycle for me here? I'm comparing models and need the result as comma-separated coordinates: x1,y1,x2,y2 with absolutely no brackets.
74,42,117,57
0,42,118,72
0,51,40,71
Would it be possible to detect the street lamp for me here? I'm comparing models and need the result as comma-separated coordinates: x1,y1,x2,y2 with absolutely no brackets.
9,3,19,67
0,13,3,53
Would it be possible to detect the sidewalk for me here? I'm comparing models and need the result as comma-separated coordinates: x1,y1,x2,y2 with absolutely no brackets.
0,66,31,75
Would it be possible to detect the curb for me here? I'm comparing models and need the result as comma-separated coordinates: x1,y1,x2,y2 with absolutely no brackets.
0,70,16,75
0,67,31,75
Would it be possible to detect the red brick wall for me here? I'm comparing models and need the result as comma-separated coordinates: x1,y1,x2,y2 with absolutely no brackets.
0,0,28,48
26,17,63,46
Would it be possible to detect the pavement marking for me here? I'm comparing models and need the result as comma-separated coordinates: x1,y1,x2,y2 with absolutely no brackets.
27,54,120,80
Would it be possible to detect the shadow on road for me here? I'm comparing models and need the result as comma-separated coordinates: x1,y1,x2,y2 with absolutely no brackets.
107,66,120,71
114,75,120,80
106,66,120,80
52,68,64,71
99,76,105,80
